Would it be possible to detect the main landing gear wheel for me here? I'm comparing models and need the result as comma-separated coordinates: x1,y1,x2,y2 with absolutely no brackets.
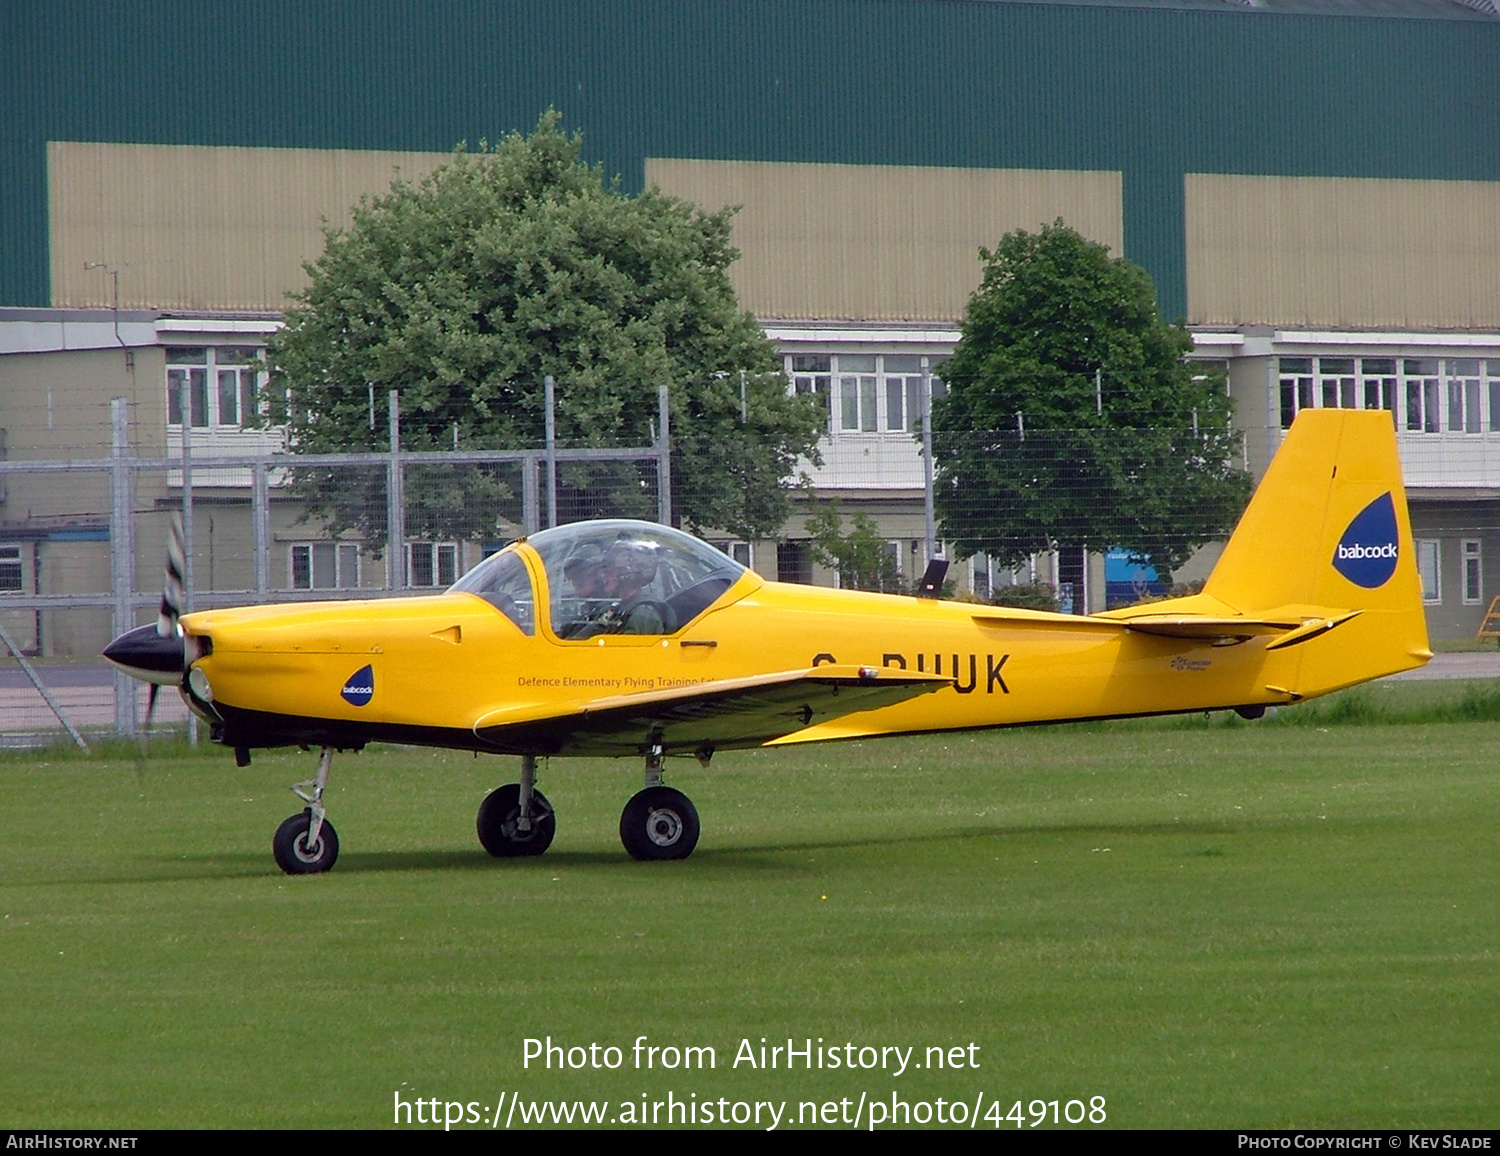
477,784,556,857
619,786,700,861
273,809,340,874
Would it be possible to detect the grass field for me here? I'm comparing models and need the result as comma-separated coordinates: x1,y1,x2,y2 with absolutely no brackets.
1,680,1496,1129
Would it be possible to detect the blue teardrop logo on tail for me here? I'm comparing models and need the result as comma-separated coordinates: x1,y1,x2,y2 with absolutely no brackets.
341,664,375,707
1332,492,1399,589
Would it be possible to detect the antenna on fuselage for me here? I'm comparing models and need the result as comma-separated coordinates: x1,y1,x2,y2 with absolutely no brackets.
914,558,948,599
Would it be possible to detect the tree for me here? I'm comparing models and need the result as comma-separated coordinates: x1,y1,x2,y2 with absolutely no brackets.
266,113,824,548
805,499,902,592
931,221,1252,584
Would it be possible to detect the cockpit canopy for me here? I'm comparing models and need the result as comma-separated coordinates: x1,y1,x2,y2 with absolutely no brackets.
449,520,748,638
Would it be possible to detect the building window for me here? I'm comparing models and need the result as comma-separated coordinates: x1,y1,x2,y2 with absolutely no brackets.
1403,360,1441,433
884,540,903,584
777,539,811,585
882,355,926,434
1416,539,1441,604
1279,359,1314,429
791,353,941,437
837,354,879,433
1447,359,1482,434
408,541,459,587
790,355,832,432
0,544,22,592
1463,539,1482,605
1361,359,1397,414
1276,356,1500,433
1319,358,1356,409
710,540,752,568
167,347,264,430
970,554,992,602
290,543,360,590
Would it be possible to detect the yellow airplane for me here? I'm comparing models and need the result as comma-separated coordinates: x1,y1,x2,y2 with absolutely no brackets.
104,409,1429,873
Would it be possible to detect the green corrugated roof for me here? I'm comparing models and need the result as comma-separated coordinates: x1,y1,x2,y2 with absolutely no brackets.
957,0,1496,19
2,0,1497,318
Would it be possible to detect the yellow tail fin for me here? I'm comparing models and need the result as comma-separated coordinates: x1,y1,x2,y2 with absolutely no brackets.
1205,409,1430,693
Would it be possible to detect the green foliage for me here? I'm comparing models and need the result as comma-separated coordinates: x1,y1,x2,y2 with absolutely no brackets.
986,581,1061,612
805,500,903,592
1273,681,1500,727
267,113,824,546
932,222,1253,581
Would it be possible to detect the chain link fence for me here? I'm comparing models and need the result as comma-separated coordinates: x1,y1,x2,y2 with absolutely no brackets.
5,404,1485,746
0,392,669,745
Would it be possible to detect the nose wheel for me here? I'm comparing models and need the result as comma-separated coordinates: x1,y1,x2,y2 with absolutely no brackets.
477,783,556,856
274,746,339,874
477,753,555,857
273,809,340,874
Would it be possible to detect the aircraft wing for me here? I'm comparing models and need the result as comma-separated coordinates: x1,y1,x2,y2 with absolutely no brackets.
471,664,953,756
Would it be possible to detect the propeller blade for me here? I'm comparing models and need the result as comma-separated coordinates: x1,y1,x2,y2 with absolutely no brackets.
103,514,189,686
109,513,187,773
159,514,185,637
135,681,162,778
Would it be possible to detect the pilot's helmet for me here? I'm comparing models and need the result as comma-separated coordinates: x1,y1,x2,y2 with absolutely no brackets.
605,539,659,588
563,543,605,584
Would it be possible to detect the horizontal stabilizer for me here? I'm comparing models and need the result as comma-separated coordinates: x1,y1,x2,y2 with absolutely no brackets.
971,609,1117,631
1118,614,1300,642
976,602,1360,650
1262,610,1362,651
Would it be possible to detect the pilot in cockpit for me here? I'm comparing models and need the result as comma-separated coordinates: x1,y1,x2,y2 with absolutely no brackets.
563,544,608,600
557,538,674,637
601,540,672,635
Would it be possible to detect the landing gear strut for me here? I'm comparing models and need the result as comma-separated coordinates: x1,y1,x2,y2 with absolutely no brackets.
619,741,699,861
477,754,556,857
273,746,340,874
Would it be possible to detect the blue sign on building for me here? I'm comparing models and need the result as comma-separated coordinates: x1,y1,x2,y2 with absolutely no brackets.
1105,548,1167,608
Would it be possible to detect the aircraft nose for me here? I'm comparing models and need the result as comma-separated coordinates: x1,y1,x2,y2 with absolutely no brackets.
102,623,184,685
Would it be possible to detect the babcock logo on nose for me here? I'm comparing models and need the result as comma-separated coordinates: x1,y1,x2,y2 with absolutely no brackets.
341,664,374,707
1332,492,1399,588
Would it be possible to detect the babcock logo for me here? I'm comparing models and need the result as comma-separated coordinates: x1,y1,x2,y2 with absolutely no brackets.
341,664,375,707
1332,492,1399,588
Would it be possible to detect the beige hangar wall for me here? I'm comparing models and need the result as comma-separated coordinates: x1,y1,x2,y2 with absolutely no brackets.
647,158,1124,323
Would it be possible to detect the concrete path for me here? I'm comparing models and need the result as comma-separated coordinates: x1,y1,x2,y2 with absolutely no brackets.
1,661,187,735
1383,651,1500,681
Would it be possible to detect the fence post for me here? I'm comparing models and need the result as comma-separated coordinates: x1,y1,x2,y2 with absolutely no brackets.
544,375,557,529
178,381,193,614
921,357,936,566
109,398,137,737
521,452,540,535
657,382,672,527
387,390,404,590
252,460,269,596
179,377,198,744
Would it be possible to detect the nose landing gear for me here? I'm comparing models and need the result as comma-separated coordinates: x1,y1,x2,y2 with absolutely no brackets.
273,746,339,875
477,755,556,856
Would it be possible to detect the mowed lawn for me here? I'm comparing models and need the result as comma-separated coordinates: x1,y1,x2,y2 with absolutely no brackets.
0,691,1495,1129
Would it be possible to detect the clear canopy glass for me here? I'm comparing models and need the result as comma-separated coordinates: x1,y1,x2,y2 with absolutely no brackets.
451,520,747,638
